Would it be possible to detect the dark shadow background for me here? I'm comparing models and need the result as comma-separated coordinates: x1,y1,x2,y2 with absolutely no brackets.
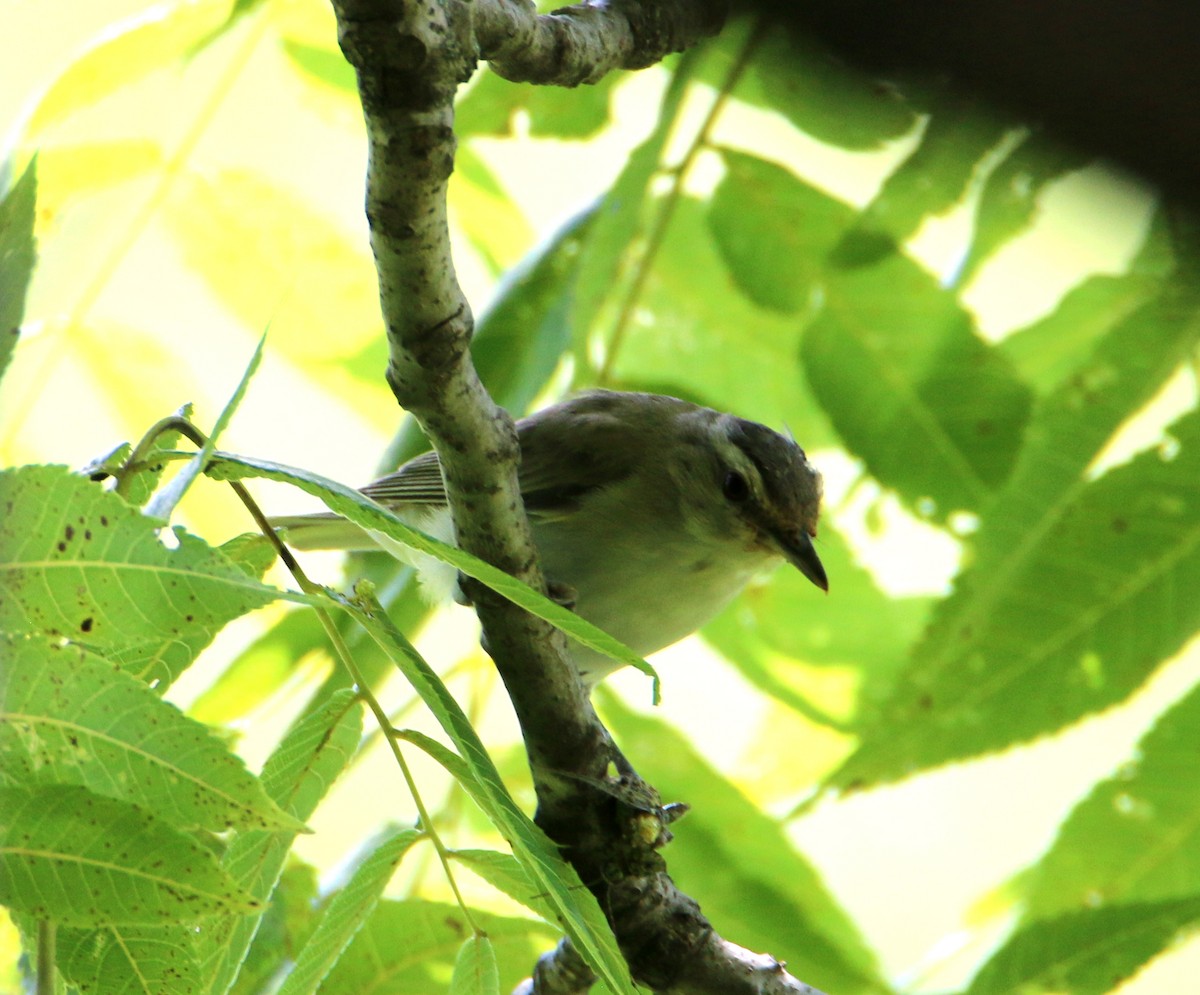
743,0,1199,205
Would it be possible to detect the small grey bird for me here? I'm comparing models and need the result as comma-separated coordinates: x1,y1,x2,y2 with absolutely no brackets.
272,390,826,684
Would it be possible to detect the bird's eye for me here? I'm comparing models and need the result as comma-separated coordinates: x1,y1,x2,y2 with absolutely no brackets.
722,470,750,502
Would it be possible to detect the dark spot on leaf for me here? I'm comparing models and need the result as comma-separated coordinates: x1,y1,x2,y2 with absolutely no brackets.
917,693,934,710
977,420,993,436
100,515,109,526
84,530,92,540
56,541,66,552
1112,517,1128,533
65,525,74,541
80,617,93,633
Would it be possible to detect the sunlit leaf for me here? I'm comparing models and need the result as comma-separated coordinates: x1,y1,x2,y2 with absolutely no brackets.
276,828,423,995
960,132,1091,285
568,49,694,364
197,689,363,995
188,608,327,725
826,243,1200,789
836,98,1010,265
450,849,558,923
0,785,260,926
163,170,380,353
471,206,593,416
704,527,929,719
803,251,1033,516
707,149,852,313
966,900,1200,995
999,216,1176,396
281,39,356,94
1026,681,1200,916
449,934,500,995
699,21,916,151
229,861,320,995
352,594,637,995
0,159,37,386
611,196,833,446
320,900,554,994
25,0,236,136
37,140,163,212
0,634,300,832
456,67,617,139
57,922,203,995
832,400,1200,790
452,145,535,273
0,465,285,689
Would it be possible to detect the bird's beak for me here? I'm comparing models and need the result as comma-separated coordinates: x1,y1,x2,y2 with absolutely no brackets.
782,531,828,592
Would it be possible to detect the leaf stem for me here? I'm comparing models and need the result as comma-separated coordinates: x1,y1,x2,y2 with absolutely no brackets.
125,411,484,933
596,20,766,386
36,920,54,995
218,447,483,934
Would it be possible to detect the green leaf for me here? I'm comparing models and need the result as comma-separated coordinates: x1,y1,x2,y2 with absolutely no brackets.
832,103,1008,267
281,39,356,94
703,24,916,151
703,527,929,721
0,466,284,690
999,214,1175,395
450,934,500,995
803,251,1033,516
57,922,203,995
197,689,363,995
966,899,1200,995
163,169,390,418
827,238,1200,790
320,899,555,995
207,451,654,682
24,0,235,135
37,139,163,207
707,150,853,313
610,195,833,447
1026,681,1200,916
471,206,595,416
566,50,694,362
451,145,535,274
597,694,888,995
0,634,299,832
960,132,1091,285
0,158,36,388
229,861,320,995
450,849,558,923
0,784,260,926
275,828,423,995
189,608,327,725
456,68,617,139
833,402,1200,791
348,593,636,995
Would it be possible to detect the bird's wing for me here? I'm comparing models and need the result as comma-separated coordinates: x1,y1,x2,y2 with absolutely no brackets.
512,397,640,519
359,450,448,506
360,398,642,519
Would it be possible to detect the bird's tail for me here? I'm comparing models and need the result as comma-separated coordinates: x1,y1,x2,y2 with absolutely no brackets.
268,513,378,551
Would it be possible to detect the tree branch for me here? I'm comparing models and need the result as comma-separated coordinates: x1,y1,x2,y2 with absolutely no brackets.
327,1,828,991
474,0,727,85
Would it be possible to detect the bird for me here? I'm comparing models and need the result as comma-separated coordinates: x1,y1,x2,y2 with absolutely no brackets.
271,390,826,685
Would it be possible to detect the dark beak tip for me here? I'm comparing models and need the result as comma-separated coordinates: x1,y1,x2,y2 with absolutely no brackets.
785,532,828,593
